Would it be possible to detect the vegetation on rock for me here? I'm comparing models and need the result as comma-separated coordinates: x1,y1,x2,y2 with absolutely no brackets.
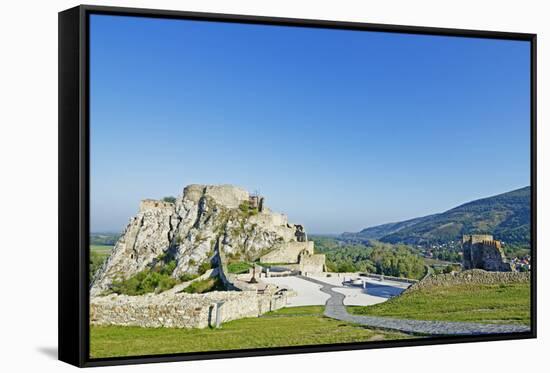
182,277,225,294
110,259,179,295
162,196,176,203
238,200,258,217
227,261,252,274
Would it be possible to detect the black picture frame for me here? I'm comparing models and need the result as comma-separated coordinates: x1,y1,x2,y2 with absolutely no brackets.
58,4,537,368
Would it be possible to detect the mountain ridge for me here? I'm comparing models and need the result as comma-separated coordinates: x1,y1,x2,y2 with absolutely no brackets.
343,186,531,247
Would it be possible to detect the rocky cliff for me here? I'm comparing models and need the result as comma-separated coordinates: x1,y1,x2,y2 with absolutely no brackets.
90,184,305,296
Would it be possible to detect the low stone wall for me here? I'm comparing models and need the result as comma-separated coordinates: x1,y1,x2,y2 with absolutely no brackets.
90,290,287,329
407,269,530,293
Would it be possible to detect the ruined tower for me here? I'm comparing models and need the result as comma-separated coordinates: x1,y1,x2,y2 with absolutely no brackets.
462,234,514,272
248,194,265,212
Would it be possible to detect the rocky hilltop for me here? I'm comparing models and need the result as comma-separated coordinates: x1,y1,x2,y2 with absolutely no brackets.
91,184,312,296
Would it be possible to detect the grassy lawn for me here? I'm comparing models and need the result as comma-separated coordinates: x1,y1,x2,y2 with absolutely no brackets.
348,282,530,325
90,306,410,358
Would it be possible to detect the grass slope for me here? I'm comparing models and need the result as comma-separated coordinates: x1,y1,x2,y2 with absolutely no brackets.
348,282,530,325
90,306,409,358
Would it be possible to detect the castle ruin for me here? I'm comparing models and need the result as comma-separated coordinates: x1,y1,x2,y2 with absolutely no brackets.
248,195,265,212
462,234,514,272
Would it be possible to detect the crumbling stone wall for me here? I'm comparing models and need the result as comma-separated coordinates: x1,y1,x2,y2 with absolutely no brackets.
248,195,265,212
90,290,288,329
139,199,175,212
297,252,326,274
183,184,250,209
260,241,314,264
294,225,307,242
462,234,514,272
407,269,529,293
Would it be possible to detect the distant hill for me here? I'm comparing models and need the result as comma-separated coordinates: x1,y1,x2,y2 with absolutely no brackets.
343,187,531,246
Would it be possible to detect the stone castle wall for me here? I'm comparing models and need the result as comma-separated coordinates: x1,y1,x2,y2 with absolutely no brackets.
183,184,249,209
90,290,288,329
407,269,530,293
260,241,314,264
139,199,175,212
462,234,494,245
298,253,326,274
248,212,288,228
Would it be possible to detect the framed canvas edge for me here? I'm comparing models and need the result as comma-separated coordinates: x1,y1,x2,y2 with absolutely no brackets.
58,4,538,368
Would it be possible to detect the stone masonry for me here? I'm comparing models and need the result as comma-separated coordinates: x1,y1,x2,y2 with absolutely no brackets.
259,239,325,274
462,234,514,272
406,269,529,292
90,289,288,329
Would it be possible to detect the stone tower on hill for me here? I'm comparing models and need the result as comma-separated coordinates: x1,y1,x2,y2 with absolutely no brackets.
462,234,514,272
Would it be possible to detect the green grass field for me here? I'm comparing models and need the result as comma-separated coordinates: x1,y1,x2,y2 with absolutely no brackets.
90,245,113,280
348,282,530,325
90,245,113,255
90,306,410,358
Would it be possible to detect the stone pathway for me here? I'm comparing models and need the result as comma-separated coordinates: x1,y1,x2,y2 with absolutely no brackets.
298,275,530,336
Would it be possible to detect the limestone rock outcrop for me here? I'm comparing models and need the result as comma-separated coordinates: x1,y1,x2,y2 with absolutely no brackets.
90,184,310,296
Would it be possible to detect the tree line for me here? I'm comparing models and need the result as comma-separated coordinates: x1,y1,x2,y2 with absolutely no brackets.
313,237,426,280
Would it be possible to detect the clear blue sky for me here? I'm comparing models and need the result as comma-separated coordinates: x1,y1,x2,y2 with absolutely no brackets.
90,14,530,234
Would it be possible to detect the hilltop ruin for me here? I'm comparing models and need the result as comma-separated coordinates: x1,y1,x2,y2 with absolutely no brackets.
91,184,326,295
462,234,514,272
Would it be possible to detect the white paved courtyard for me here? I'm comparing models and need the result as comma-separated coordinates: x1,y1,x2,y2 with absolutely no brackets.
261,274,410,307
260,276,330,306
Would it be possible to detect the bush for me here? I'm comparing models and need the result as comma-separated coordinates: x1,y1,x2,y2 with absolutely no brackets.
161,260,177,275
162,196,176,203
227,261,252,274
238,201,258,217
110,260,180,295
179,273,199,282
239,201,250,214
198,261,212,275
182,277,225,294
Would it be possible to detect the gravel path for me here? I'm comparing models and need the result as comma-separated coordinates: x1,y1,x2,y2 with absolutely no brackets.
298,275,530,336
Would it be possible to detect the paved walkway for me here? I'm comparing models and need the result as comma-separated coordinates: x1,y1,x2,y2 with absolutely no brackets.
298,276,530,336
261,275,406,307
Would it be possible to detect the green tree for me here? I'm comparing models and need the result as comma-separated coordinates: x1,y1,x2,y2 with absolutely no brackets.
162,196,176,203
